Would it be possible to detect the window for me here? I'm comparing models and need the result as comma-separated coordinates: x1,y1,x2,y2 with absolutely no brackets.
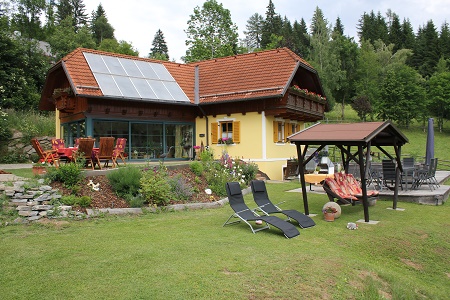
273,121,300,143
211,121,240,144
273,121,285,143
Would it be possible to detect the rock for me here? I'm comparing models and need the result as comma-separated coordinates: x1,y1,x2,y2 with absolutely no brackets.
16,206,31,211
18,210,39,217
32,205,54,211
28,215,42,221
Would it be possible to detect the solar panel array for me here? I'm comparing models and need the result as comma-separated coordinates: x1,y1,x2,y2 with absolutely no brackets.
83,52,190,103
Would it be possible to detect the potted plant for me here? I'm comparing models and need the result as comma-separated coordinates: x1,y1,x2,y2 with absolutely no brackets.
193,145,201,160
322,205,337,222
32,162,48,175
314,165,321,174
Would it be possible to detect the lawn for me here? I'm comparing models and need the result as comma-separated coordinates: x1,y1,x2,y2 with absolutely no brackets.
1,181,449,299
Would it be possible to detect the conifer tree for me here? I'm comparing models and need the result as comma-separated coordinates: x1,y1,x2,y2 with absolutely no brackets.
72,0,88,32
243,13,263,51
439,22,450,60
388,12,402,52
292,18,310,58
90,4,114,45
260,0,282,49
149,29,169,60
413,20,439,77
401,18,415,50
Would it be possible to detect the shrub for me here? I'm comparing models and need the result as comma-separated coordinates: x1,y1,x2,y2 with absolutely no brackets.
124,194,146,208
59,195,78,206
0,108,12,142
57,163,84,188
107,165,142,198
140,163,172,206
57,195,91,208
77,196,91,208
168,174,194,202
199,148,214,162
190,161,204,176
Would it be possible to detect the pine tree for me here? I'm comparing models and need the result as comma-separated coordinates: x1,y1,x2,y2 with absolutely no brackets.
149,29,169,60
243,13,263,51
413,20,439,77
56,0,73,25
292,18,310,58
439,22,450,60
401,18,415,49
90,4,114,45
333,16,344,36
72,0,88,32
388,12,402,52
308,7,343,110
281,16,294,50
260,0,281,49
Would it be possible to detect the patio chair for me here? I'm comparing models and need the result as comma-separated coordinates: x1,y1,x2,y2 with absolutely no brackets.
250,180,315,228
93,137,115,169
223,182,300,239
382,160,398,190
112,138,127,167
51,138,65,150
73,138,95,169
415,158,439,190
401,157,416,190
51,138,70,163
31,138,60,167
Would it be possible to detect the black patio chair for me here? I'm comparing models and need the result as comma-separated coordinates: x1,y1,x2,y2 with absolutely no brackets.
223,182,300,239
250,180,315,228
382,159,398,190
415,158,439,190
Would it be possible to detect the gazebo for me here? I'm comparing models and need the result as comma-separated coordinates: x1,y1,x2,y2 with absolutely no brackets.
288,121,409,222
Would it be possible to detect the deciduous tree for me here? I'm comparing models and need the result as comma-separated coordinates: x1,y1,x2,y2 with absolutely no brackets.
184,0,238,62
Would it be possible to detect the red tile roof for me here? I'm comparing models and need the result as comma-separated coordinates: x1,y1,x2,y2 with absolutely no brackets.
40,47,320,106
191,48,313,103
288,121,408,146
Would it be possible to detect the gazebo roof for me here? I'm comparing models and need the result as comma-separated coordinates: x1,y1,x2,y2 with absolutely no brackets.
288,121,408,146
289,120,409,222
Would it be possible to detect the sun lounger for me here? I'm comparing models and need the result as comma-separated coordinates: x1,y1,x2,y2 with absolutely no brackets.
250,180,315,228
223,182,300,239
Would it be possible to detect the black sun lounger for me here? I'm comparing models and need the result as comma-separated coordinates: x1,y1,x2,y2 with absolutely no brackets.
250,180,316,229
223,182,300,239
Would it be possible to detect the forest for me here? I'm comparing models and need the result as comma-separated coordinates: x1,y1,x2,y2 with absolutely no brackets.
1,0,450,131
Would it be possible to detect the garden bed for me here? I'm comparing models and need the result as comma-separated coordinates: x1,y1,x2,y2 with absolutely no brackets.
49,166,221,210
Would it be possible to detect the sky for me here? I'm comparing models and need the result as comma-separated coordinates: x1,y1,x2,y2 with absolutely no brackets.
82,0,450,62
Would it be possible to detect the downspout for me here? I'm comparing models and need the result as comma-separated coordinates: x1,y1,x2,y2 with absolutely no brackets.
195,65,209,146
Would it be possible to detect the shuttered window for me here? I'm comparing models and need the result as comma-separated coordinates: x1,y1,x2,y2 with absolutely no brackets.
211,121,240,144
273,121,285,142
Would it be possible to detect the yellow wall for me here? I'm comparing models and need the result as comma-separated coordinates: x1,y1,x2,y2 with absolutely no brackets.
195,112,304,180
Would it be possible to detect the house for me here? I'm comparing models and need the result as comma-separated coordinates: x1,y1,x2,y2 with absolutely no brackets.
39,47,327,180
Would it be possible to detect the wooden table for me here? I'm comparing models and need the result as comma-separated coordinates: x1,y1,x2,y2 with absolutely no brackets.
304,173,334,191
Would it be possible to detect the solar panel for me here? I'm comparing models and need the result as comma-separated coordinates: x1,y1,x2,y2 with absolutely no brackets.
83,52,189,103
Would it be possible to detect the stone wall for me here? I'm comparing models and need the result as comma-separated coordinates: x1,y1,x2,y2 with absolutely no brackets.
5,131,53,160
0,179,85,223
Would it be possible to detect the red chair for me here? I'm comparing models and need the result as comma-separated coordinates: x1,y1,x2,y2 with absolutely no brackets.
112,138,127,167
51,138,65,150
31,138,60,167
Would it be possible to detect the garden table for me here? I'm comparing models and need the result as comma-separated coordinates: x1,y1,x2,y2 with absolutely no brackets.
304,173,334,191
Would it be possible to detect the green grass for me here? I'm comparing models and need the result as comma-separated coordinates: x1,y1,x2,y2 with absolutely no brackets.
1,181,449,299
